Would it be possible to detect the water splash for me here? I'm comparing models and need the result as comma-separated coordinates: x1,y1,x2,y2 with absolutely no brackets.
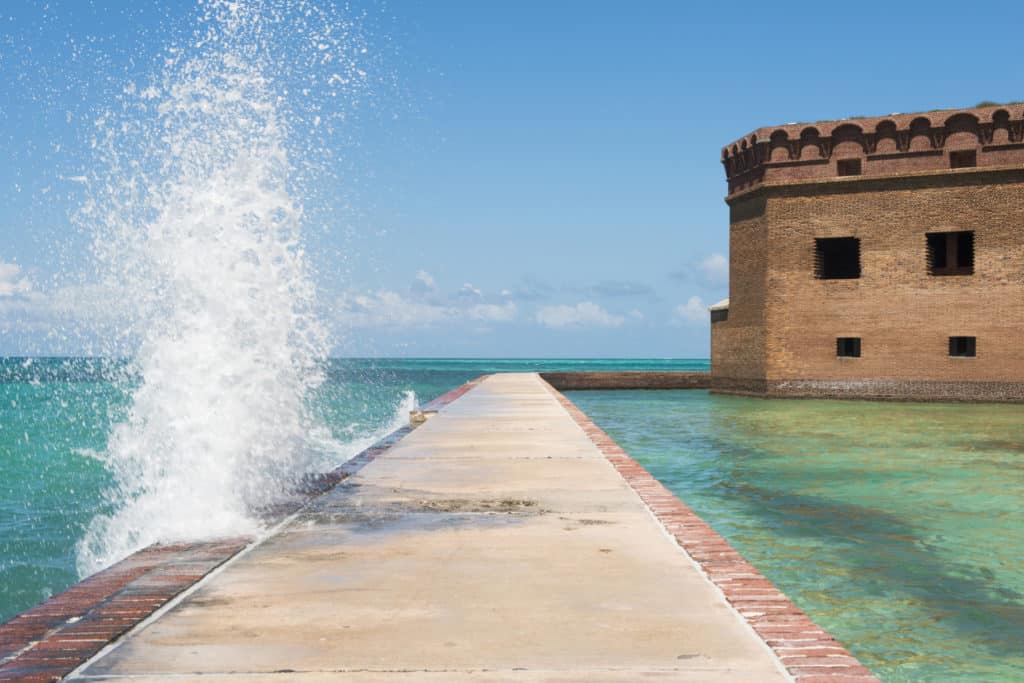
75,1,374,576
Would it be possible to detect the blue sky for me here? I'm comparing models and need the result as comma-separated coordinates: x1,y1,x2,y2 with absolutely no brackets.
2,0,1023,357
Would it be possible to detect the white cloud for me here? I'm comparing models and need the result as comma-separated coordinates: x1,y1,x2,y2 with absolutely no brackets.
0,271,141,354
331,271,524,330
535,301,625,329
410,270,436,293
698,253,729,286
670,252,729,288
0,262,32,298
468,302,517,322
674,295,708,324
456,282,482,299
334,288,516,328
341,290,449,327
2,282,136,323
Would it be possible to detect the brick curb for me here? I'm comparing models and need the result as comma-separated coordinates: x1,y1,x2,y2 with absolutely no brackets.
420,374,490,412
0,377,485,682
541,378,881,683
0,539,248,682
540,370,711,391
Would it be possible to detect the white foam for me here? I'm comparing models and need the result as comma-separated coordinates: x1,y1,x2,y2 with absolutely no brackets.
76,1,373,577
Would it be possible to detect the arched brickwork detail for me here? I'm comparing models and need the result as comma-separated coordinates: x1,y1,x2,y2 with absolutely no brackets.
944,113,981,148
798,127,822,159
769,130,791,162
908,116,932,151
832,123,863,143
721,105,1024,194
831,123,866,157
991,109,1011,143
874,120,899,153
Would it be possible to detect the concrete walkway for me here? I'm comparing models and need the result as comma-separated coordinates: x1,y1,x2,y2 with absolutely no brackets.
71,373,789,682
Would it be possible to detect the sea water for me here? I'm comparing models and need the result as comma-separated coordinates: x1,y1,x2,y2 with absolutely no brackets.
569,389,1024,682
0,357,705,623
5,364,1020,679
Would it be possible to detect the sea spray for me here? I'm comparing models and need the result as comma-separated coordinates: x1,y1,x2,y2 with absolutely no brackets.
75,0,375,576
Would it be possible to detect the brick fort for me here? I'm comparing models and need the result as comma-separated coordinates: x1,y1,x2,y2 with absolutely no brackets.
711,104,1024,401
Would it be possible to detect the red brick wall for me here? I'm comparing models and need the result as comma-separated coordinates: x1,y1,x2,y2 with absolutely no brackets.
711,196,768,386
541,372,710,390
764,174,1024,388
713,106,1024,401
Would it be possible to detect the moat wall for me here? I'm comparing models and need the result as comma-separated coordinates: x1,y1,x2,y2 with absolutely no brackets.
541,371,710,390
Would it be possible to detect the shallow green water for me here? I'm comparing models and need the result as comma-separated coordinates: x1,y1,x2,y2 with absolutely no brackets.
0,357,707,624
567,390,1024,682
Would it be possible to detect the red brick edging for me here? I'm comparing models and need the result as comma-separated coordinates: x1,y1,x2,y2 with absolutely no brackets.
541,378,881,683
0,377,487,683
0,539,248,683
540,371,711,391
420,374,491,412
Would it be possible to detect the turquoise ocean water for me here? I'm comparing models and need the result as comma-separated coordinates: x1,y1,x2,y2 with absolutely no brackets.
569,390,1024,682
3,359,1021,681
0,357,703,624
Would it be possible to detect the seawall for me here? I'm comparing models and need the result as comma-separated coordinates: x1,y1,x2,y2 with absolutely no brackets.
710,376,1024,402
541,370,711,390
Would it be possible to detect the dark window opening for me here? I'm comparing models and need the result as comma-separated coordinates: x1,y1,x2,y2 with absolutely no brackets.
927,231,974,276
710,308,728,323
815,237,861,279
950,150,977,168
837,337,861,358
837,158,862,176
949,336,976,357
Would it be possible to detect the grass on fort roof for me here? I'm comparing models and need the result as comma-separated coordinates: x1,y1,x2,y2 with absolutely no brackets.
740,102,1024,144
803,101,1024,125
973,100,1024,108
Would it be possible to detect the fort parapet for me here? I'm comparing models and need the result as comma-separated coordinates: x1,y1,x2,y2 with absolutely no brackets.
722,104,1024,196
712,105,1024,401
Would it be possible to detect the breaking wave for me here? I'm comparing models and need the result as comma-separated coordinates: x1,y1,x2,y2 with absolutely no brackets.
76,0,378,576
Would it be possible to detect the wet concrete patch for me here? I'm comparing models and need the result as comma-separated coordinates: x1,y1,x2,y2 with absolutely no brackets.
296,494,545,522
414,497,539,513
560,517,614,525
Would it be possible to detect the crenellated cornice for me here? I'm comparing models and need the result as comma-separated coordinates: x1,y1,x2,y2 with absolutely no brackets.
722,105,1024,196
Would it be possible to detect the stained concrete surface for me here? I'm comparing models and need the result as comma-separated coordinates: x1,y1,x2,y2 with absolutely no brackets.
70,373,788,682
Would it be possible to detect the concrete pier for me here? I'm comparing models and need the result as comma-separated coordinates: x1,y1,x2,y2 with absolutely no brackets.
64,373,785,681
19,372,875,683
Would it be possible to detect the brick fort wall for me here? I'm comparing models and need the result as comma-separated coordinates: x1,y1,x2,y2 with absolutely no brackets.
712,105,1024,401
